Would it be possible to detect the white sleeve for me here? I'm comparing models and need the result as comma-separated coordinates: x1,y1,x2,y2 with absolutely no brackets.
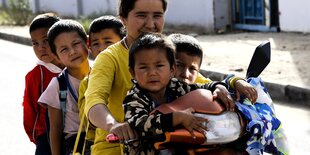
38,77,61,109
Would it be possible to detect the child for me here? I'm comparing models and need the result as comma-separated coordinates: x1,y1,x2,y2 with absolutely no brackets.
77,15,125,148
168,33,257,103
123,33,230,154
88,15,126,59
168,33,205,84
22,13,63,155
38,19,90,155
84,0,168,154
169,34,288,154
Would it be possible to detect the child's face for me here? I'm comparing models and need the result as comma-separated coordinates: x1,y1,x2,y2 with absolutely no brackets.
175,52,201,84
54,32,89,69
89,29,122,59
30,28,58,63
130,48,175,95
121,0,164,41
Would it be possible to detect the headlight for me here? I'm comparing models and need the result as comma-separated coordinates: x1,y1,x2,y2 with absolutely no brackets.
195,111,241,144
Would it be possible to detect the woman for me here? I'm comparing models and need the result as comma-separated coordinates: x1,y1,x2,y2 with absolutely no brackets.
85,0,234,154
84,0,168,154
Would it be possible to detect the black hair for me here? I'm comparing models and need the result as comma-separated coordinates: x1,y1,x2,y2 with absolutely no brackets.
118,0,168,18
129,33,176,70
29,13,60,33
47,19,87,55
88,15,126,43
168,33,203,67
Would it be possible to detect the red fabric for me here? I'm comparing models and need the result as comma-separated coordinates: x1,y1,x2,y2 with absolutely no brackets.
22,65,59,144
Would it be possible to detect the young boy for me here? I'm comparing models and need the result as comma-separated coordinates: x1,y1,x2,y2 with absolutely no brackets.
38,19,90,155
123,33,230,154
168,33,257,103
88,15,126,59
22,13,63,155
77,15,125,148
169,34,288,154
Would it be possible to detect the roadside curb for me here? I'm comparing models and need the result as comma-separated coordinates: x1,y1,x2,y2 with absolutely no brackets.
199,70,310,107
0,32,31,46
1,31,309,107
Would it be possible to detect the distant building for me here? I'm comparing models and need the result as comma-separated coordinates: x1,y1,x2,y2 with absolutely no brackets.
1,0,310,33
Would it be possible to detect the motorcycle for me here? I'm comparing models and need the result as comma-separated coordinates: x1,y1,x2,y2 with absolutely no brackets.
107,41,288,155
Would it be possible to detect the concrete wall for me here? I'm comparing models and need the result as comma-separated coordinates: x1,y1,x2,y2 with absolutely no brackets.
28,0,217,33
3,0,310,33
279,0,310,33
214,0,231,32
31,0,79,17
0,0,218,33
82,0,117,16
0,0,7,7
165,0,215,33
27,0,117,17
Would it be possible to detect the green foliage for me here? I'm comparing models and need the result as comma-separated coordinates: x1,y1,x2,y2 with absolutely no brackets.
77,12,106,34
0,6,11,25
0,0,33,25
78,16,93,34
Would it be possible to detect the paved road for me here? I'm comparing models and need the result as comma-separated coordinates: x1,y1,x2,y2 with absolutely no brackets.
0,39,309,154
273,102,310,154
0,39,36,154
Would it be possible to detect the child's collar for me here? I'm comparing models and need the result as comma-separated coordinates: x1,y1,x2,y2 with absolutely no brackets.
36,60,62,73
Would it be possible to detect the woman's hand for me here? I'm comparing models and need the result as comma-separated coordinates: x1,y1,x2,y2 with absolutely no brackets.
109,122,138,143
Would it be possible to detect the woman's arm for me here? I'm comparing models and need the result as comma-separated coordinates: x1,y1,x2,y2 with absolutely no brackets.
48,105,63,155
85,51,137,141
88,104,116,132
89,104,136,142
194,72,212,84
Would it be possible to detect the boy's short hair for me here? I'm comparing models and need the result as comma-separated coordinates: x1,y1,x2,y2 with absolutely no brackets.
129,33,176,70
88,15,126,43
168,33,203,67
118,0,168,18
48,19,87,55
29,13,60,33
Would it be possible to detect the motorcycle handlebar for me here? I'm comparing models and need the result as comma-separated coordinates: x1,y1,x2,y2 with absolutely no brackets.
106,133,166,144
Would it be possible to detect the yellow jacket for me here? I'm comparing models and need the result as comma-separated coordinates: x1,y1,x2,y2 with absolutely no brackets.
85,42,131,155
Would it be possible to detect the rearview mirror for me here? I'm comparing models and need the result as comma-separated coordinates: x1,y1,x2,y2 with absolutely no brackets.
246,41,271,78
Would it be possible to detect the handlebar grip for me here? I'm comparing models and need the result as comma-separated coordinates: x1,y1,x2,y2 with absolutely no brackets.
106,133,119,143
106,133,165,143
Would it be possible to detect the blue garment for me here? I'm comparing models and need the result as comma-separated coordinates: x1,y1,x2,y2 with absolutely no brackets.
230,77,285,155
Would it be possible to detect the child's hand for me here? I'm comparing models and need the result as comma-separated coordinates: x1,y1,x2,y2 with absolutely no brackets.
173,108,209,137
213,85,235,111
234,80,257,103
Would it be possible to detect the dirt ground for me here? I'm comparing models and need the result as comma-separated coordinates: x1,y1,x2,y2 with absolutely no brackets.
195,32,310,88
